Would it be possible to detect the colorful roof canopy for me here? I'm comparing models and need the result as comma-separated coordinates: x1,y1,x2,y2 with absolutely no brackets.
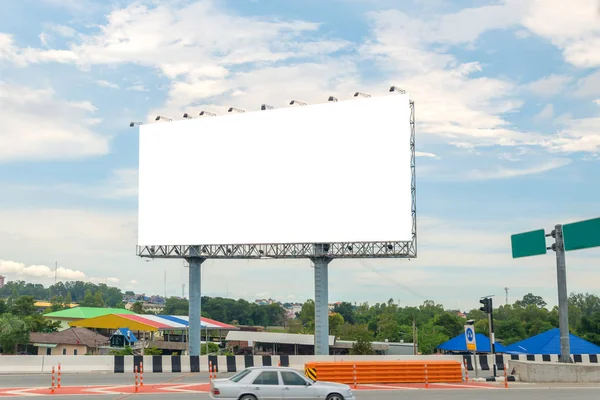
69,313,237,332
44,307,136,319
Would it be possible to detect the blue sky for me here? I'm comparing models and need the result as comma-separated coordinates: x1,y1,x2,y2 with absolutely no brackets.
1,0,599,310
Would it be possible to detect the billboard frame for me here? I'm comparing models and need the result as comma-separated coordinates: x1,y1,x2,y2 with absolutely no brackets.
136,99,416,260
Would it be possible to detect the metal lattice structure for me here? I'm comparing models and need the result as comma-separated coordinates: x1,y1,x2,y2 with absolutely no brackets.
137,99,417,260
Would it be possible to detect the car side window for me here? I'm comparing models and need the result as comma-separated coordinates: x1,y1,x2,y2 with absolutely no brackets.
281,371,308,386
253,371,280,385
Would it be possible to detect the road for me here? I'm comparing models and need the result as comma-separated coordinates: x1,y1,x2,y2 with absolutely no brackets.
1,374,600,399
0,387,599,400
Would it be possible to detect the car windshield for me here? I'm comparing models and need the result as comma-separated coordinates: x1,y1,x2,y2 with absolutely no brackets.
229,369,252,382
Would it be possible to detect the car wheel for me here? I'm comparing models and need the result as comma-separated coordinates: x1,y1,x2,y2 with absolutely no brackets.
239,395,257,400
326,394,344,400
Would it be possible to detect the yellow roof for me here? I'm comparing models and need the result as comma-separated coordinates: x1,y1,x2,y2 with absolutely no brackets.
35,301,78,308
69,314,159,332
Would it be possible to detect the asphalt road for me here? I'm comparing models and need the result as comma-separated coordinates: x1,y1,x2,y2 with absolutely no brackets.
0,372,211,388
3,388,600,400
2,374,600,399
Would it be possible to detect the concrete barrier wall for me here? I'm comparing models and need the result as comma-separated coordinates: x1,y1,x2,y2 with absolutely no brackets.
0,354,598,375
510,360,600,383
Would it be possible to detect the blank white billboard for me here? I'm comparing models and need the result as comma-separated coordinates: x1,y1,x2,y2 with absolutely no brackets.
138,93,413,246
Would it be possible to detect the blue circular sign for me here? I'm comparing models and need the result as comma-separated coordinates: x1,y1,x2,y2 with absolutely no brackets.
466,327,474,341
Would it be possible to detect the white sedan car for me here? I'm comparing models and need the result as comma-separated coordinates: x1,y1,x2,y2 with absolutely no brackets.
209,366,356,400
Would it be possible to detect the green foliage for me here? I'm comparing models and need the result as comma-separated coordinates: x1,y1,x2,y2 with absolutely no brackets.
0,280,123,308
131,301,145,314
164,297,189,316
110,346,134,355
144,347,163,355
329,312,345,335
200,342,220,355
0,314,30,354
350,337,375,355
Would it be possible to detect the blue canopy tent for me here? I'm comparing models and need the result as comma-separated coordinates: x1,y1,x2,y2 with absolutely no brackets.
437,333,509,353
503,328,600,355
110,328,138,347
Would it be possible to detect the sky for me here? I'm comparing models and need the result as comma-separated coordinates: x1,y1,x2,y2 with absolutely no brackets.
1,0,599,311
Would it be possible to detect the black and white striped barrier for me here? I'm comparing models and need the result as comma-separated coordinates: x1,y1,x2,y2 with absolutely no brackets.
113,355,291,373
113,354,600,374
462,354,600,377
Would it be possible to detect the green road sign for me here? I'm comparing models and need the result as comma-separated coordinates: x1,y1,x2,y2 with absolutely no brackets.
563,217,600,251
511,229,547,258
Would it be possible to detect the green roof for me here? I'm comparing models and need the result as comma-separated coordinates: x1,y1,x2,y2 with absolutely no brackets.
44,307,135,319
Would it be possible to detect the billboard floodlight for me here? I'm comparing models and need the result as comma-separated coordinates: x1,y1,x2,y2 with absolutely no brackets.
389,86,406,94
199,111,217,117
328,96,338,102
354,92,371,98
155,116,172,122
261,104,274,110
129,121,143,127
228,107,245,113
290,100,307,106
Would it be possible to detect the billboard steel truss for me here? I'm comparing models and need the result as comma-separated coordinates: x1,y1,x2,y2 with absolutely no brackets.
136,100,417,260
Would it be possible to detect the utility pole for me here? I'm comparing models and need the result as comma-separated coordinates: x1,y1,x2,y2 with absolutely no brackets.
412,318,417,355
182,284,185,299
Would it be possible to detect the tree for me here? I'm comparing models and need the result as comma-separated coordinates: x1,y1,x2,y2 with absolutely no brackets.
131,302,145,314
516,293,547,308
201,342,220,355
11,296,36,317
0,314,29,354
332,302,355,325
164,297,189,315
350,337,374,355
80,290,96,307
329,312,345,336
296,300,315,332
93,292,105,308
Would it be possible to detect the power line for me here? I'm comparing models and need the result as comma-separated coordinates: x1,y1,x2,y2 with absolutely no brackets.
356,259,431,302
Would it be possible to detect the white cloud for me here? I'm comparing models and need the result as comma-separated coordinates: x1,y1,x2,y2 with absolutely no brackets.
415,151,437,158
543,117,600,153
533,104,554,121
0,81,109,162
519,0,600,68
39,32,50,46
575,71,600,98
359,9,542,149
50,25,77,38
524,75,572,97
465,158,572,180
0,260,86,281
127,85,148,92
595,99,600,106
96,80,119,89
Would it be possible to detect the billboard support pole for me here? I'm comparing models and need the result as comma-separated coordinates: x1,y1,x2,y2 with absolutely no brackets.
312,244,332,355
553,224,571,363
187,246,205,357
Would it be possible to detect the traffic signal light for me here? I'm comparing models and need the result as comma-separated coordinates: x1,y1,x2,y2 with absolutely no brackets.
479,297,492,313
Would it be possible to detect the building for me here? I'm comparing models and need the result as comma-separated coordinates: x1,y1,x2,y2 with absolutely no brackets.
0,275,5,289
43,307,136,331
28,327,109,356
34,301,78,313
224,331,417,356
